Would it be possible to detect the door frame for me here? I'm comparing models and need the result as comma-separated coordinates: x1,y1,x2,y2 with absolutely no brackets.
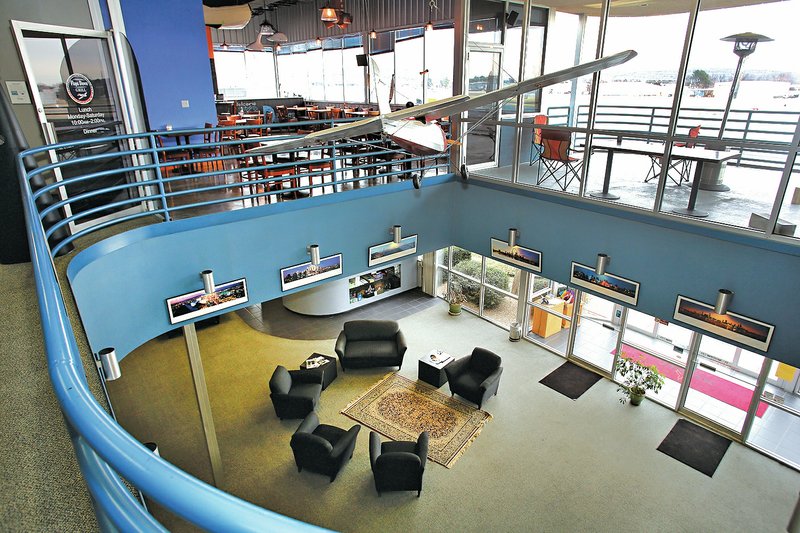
11,20,144,235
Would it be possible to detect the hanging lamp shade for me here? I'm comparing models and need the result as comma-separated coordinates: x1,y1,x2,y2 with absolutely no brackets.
337,11,353,28
321,6,338,22
270,31,288,43
247,34,266,51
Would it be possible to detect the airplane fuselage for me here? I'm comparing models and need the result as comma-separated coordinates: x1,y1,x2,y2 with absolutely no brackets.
382,118,447,157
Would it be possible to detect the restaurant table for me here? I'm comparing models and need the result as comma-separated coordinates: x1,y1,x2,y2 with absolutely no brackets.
590,139,739,217
344,110,368,117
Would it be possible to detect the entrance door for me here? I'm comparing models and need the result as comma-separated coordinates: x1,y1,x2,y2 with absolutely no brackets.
465,45,502,169
12,21,142,235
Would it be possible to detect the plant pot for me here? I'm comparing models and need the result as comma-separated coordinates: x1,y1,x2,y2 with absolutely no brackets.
629,390,646,406
448,303,462,316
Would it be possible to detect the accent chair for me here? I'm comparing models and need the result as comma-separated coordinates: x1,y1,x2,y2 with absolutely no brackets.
369,431,428,497
290,412,361,482
444,347,503,409
268,365,323,420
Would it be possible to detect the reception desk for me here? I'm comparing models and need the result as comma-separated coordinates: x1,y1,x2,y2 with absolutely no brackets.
530,298,565,338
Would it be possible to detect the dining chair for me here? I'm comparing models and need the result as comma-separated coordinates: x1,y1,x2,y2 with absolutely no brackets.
645,125,700,185
537,128,583,191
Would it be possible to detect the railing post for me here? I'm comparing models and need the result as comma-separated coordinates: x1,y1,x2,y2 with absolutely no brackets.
147,133,171,223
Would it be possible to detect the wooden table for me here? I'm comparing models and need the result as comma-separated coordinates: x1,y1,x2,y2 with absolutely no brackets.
590,139,739,217
530,298,565,338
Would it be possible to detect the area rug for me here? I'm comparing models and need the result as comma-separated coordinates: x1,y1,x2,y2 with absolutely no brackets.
657,419,731,477
614,345,768,416
539,361,602,400
341,373,492,468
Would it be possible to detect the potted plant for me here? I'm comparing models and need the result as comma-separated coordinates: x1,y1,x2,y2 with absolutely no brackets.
615,356,665,405
447,283,464,316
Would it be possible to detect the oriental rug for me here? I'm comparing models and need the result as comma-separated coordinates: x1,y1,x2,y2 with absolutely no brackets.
341,373,491,468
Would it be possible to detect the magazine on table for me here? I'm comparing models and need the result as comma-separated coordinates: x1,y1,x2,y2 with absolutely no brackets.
302,356,329,369
427,350,453,367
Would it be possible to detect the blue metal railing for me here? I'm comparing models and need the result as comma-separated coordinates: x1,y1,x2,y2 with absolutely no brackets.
17,120,450,530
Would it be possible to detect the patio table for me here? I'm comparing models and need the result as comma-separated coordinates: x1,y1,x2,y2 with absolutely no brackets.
590,139,739,217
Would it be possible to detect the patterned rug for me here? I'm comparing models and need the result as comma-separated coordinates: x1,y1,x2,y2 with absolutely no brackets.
341,373,492,468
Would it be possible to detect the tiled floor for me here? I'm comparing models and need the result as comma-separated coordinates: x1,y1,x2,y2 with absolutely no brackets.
235,288,441,340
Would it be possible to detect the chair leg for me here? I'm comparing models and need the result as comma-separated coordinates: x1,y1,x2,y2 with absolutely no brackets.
417,489,421,497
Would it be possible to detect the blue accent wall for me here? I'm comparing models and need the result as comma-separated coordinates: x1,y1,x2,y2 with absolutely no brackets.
119,0,216,130
67,178,800,367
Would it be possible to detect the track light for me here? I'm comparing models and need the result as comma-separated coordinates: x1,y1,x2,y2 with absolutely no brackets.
392,225,402,244
98,347,121,381
201,270,215,295
595,253,610,276
508,228,518,247
308,244,321,266
714,289,734,315
370,29,377,39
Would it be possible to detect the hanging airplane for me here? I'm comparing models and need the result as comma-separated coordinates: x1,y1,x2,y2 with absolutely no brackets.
248,49,637,182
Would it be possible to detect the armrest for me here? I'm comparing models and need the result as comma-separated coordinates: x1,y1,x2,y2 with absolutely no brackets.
295,412,320,434
369,431,381,470
334,330,347,358
444,356,470,380
480,366,504,391
395,330,408,357
289,369,324,385
416,431,429,470
330,425,361,459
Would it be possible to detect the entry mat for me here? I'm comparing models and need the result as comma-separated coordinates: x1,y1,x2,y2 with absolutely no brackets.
539,361,602,400
657,419,731,477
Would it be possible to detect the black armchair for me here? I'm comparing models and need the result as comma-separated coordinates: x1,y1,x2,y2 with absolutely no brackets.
335,320,408,370
369,431,428,497
290,412,361,482
444,347,503,409
269,365,323,420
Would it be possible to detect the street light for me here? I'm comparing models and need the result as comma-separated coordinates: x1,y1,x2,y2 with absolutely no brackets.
718,32,773,139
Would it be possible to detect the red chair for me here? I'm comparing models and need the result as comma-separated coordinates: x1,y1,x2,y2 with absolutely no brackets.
646,125,700,185
529,114,549,165
537,128,583,191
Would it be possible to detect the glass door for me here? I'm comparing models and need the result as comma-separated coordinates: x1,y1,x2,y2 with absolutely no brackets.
465,45,502,169
524,274,574,355
12,21,141,234
570,292,623,373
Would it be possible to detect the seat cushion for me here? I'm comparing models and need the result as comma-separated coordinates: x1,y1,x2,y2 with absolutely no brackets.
313,424,347,446
451,369,483,394
347,340,397,361
290,382,322,404
381,440,416,455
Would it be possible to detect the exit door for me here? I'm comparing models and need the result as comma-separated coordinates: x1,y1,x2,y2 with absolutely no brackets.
12,21,142,235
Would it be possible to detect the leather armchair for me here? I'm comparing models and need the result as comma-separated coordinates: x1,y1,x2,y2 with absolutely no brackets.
268,365,323,420
444,347,503,409
369,431,428,497
335,320,407,370
290,412,361,482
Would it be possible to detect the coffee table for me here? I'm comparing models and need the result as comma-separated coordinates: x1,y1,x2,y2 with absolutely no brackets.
297,353,338,390
418,350,454,388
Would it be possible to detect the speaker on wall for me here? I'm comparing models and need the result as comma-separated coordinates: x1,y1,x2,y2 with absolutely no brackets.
356,54,368,67
506,10,519,26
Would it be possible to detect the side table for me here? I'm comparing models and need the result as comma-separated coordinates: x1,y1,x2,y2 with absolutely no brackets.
418,350,453,388
298,353,338,390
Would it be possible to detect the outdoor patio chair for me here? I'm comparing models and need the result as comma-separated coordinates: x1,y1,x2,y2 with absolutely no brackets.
537,128,583,191
528,114,549,166
645,125,700,185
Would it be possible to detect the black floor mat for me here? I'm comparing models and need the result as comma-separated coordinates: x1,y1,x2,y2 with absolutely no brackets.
657,419,731,477
539,361,602,400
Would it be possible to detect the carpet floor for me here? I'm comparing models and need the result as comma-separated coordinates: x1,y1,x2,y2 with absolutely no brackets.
341,373,491,468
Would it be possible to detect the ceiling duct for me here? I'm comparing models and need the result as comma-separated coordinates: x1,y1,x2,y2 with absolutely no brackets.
203,4,253,29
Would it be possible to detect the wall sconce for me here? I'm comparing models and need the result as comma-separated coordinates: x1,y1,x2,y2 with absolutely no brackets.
714,289,734,315
392,225,402,244
595,253,610,276
308,244,321,267
97,347,121,381
508,228,518,247
201,270,215,295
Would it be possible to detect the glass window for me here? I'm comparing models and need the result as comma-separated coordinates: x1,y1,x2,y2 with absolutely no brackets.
277,53,309,98
775,156,799,240
749,360,800,468
572,293,622,372
424,26,454,102
243,52,277,98
395,34,424,105
526,274,574,354
342,46,366,103
215,51,247,100
322,47,344,102
307,49,325,101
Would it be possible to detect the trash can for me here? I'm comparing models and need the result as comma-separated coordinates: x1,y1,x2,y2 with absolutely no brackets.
509,322,522,342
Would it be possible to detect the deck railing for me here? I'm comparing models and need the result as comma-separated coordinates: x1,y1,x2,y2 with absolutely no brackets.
17,120,449,530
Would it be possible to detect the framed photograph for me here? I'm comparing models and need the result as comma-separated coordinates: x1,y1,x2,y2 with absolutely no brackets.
368,234,418,267
280,253,343,291
673,295,774,352
166,278,248,325
490,238,542,272
569,261,639,306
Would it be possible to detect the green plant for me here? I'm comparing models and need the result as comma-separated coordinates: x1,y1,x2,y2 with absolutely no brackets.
615,356,665,404
451,247,472,266
452,260,509,309
447,282,464,305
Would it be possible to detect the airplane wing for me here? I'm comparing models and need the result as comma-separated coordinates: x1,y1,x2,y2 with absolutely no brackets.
384,50,637,122
246,116,383,154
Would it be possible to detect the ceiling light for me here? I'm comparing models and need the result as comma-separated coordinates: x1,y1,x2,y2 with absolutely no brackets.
315,36,322,46
247,34,266,51
425,20,434,31
337,11,353,28
595,253,610,276
369,29,377,39
321,5,338,22
714,289,734,315
270,31,288,43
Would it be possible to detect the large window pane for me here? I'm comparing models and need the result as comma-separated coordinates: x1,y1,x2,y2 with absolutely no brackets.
322,48,344,102
749,360,800,467
452,273,480,314
307,49,324,101
395,34,424,105
617,342,681,408
571,293,621,372
424,27,454,102
775,156,800,240
342,46,365,102
450,246,477,276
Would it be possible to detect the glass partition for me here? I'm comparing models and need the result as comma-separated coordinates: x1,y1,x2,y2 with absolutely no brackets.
775,156,800,240
571,293,622,373
525,274,573,354
748,361,800,468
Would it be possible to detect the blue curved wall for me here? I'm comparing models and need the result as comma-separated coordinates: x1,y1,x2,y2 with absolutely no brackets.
68,177,800,366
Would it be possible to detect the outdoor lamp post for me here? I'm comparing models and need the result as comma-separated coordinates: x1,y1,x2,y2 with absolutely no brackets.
718,32,773,139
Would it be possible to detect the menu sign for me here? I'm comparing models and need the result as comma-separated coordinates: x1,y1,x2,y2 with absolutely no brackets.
65,73,94,105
